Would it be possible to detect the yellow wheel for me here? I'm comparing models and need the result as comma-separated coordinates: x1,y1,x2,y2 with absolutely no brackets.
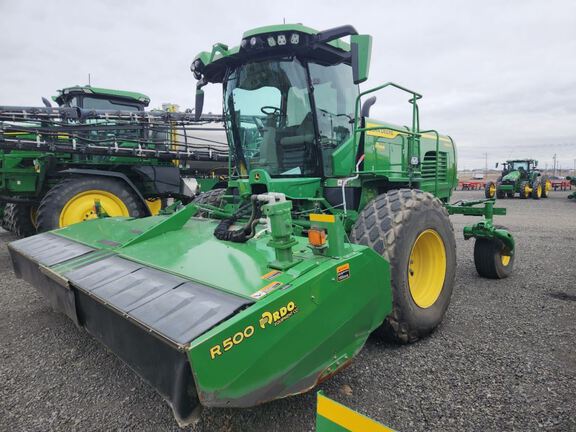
37,177,147,232
146,198,163,215
537,184,542,198
351,189,456,343
485,181,496,199
542,177,552,198
408,229,447,308
59,190,130,227
501,254,511,266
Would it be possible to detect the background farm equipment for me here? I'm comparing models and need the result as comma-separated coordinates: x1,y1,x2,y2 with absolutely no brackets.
9,23,516,426
0,86,227,236
485,159,551,200
567,176,576,199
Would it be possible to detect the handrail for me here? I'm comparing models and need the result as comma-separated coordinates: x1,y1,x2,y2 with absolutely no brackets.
353,82,423,185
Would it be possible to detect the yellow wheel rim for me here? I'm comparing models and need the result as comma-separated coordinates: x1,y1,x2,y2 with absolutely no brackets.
501,254,511,266
146,198,162,215
537,184,542,198
489,184,496,197
545,180,552,192
524,185,530,198
59,190,129,227
408,229,447,308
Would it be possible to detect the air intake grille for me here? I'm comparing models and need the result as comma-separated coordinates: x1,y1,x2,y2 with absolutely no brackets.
421,151,448,180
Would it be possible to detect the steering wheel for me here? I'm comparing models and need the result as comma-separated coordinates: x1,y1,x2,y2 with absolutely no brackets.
261,106,283,116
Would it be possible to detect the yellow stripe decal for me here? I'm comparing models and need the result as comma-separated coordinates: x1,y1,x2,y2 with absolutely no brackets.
309,214,335,223
317,393,395,432
420,133,452,143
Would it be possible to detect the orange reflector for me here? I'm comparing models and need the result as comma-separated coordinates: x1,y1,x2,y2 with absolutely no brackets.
308,228,327,247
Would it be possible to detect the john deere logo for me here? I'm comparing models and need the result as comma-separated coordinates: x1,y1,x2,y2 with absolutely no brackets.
254,172,261,181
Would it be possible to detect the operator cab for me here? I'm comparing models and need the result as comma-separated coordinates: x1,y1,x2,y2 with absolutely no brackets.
192,24,371,180
224,58,357,177
52,86,150,112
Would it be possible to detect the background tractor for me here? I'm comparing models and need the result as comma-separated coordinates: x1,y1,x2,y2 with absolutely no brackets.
0,85,227,236
9,24,516,426
485,159,551,199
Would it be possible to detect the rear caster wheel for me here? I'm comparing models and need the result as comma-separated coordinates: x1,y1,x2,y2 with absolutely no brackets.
473,225,514,279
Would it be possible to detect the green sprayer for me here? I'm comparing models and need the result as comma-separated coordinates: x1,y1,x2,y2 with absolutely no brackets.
8,24,516,426
0,85,227,236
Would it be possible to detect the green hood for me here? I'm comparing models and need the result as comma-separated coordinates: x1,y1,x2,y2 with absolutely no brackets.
502,170,520,182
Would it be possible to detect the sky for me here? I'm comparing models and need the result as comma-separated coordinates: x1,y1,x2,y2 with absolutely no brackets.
1,0,575,171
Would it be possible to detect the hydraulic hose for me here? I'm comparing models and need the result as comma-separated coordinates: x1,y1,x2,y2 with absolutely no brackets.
213,196,261,243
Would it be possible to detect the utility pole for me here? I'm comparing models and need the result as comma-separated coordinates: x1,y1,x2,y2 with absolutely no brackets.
484,152,488,179
553,153,557,177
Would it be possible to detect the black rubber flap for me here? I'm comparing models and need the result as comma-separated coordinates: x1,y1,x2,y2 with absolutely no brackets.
65,255,252,346
9,233,94,266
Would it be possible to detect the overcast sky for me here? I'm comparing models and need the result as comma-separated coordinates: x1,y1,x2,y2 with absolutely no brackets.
1,0,575,170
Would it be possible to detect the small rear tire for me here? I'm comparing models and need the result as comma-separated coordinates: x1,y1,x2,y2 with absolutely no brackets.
474,226,514,279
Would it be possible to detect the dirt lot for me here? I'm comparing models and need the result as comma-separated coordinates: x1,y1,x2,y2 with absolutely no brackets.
1,191,575,431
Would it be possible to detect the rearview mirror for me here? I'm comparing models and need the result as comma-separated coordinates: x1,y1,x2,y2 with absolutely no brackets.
495,162,499,168
194,88,204,121
41,97,52,108
351,34,372,84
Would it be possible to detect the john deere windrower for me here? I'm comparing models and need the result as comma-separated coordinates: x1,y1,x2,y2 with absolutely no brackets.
9,24,516,426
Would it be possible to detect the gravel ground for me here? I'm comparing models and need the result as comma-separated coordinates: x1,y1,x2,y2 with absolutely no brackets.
1,191,575,431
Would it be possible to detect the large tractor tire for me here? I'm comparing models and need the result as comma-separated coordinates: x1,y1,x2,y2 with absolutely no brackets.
2,203,38,237
531,179,542,200
474,225,514,279
351,189,456,344
541,176,551,198
485,181,496,199
519,181,531,199
496,187,506,199
192,188,226,217
37,177,147,232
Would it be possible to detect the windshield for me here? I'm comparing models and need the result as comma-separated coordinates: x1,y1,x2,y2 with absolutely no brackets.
510,161,529,171
82,97,141,111
225,58,318,177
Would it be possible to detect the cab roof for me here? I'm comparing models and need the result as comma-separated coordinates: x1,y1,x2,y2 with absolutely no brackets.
53,85,150,106
191,24,355,84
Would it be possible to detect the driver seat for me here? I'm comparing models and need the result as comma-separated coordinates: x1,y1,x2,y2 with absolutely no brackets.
278,114,315,173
